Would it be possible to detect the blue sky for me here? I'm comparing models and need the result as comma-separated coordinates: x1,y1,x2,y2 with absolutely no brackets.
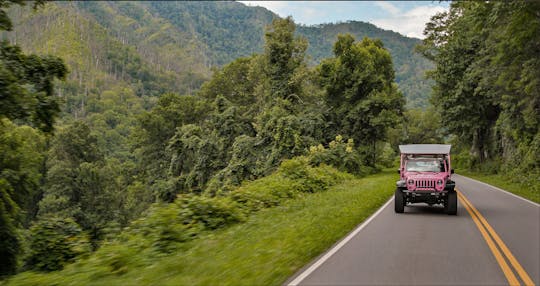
238,1,450,39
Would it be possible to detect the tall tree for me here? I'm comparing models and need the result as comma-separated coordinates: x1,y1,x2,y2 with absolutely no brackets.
38,121,118,241
419,1,539,173
0,0,66,275
318,34,404,165
262,16,308,107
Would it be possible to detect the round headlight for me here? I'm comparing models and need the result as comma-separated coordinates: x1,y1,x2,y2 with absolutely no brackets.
437,179,443,185
407,179,414,185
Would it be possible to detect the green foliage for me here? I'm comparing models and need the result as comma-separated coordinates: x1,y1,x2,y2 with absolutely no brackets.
39,121,124,242
24,217,90,272
0,2,412,278
308,135,364,175
0,1,65,275
0,121,46,274
231,157,353,213
0,40,67,133
4,170,396,286
133,94,211,183
263,16,308,103
298,21,434,108
198,56,260,111
177,195,245,230
166,124,228,197
318,35,405,166
0,185,21,276
400,108,443,144
419,1,540,186
0,0,44,31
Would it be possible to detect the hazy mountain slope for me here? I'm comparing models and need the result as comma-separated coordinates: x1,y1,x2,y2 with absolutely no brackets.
139,1,433,107
3,1,432,108
144,1,277,66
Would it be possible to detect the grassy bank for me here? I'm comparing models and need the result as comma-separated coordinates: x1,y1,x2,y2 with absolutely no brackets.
7,170,396,285
458,171,539,204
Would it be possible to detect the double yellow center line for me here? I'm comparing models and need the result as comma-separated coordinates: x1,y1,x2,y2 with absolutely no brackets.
457,189,534,286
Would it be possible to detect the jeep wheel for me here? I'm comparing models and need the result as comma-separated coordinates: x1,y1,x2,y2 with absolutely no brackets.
395,189,405,213
445,191,457,215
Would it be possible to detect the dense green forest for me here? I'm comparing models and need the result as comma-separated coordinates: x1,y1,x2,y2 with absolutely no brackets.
0,0,538,282
418,1,540,188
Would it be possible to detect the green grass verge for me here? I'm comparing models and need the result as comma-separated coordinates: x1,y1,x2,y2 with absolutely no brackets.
458,171,539,204
7,170,396,286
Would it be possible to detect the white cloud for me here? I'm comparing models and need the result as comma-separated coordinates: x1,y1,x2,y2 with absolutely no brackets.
374,2,400,16
372,5,448,39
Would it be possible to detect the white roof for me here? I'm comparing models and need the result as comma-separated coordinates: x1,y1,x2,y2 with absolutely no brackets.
399,144,451,154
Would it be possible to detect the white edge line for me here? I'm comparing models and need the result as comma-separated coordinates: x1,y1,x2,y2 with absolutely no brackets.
287,197,394,286
455,174,539,207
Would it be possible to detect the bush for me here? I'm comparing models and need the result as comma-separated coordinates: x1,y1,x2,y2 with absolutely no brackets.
231,157,353,213
24,217,90,272
280,156,354,191
307,135,364,175
128,195,245,253
177,195,245,230
128,203,204,254
231,175,301,212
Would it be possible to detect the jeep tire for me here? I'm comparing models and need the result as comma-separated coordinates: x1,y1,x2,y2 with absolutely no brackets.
394,189,405,213
445,191,457,215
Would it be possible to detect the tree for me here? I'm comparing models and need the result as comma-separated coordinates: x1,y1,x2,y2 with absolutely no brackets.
0,120,46,275
262,16,308,106
419,1,540,175
0,41,67,133
0,0,66,275
318,35,404,165
38,121,119,242
132,93,211,183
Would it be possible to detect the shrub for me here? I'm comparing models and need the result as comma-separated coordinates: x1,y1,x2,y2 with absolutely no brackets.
177,195,246,230
129,203,204,254
307,135,364,175
24,217,90,272
128,195,245,253
279,156,354,193
231,175,301,212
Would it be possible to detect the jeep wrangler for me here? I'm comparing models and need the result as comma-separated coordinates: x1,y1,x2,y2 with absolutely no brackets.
395,144,457,215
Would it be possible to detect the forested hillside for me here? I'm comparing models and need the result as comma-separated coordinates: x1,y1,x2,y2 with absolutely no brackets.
3,1,431,108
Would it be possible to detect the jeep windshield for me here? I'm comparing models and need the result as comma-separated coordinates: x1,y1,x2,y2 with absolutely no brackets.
405,158,443,172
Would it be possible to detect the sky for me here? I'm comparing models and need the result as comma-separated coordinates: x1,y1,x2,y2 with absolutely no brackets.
238,1,450,39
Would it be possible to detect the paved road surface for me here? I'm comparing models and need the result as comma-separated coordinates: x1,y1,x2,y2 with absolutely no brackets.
287,174,539,285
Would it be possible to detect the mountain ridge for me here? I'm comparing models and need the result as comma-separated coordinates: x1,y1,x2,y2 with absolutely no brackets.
2,1,432,109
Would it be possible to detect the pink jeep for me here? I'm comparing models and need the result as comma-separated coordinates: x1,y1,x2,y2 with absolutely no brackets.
395,144,457,215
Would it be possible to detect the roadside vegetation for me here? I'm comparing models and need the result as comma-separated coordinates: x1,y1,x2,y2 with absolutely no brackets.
457,171,539,204
6,164,395,285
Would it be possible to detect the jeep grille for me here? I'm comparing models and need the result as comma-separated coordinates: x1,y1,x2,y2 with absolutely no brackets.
415,179,436,190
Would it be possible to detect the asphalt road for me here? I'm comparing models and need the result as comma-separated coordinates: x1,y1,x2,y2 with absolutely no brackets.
287,174,539,285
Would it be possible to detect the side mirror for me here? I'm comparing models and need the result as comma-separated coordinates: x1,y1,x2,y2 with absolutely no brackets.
451,169,455,174
397,169,401,174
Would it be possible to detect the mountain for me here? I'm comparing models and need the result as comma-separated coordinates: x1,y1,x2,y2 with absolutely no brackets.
2,1,432,111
